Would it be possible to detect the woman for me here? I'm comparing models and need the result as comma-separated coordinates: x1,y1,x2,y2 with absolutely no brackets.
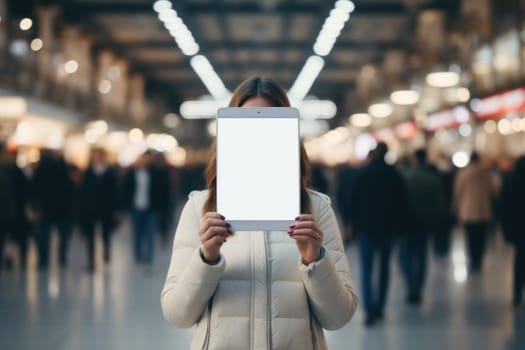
161,77,358,350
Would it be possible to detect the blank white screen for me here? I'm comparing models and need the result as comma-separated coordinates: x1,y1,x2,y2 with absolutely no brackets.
217,117,299,220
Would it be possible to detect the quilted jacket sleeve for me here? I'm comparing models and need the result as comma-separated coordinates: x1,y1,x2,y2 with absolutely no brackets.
161,192,226,328
299,192,359,330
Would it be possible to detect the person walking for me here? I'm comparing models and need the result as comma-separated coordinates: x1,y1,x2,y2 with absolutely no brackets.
124,150,169,272
348,142,409,326
400,149,445,305
500,155,525,308
32,150,75,269
453,152,495,274
161,77,358,350
80,148,119,272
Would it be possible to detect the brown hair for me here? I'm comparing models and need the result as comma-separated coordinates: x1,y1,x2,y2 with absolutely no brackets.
203,76,312,215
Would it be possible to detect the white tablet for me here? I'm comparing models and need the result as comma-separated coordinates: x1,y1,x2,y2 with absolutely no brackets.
216,107,300,231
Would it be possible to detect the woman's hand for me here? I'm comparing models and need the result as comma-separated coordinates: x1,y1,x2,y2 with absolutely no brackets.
288,214,324,265
199,212,232,263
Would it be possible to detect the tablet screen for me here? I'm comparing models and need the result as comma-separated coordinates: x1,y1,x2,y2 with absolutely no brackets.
216,109,300,230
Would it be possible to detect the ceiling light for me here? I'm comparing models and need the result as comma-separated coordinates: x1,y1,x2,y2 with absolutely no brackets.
153,0,172,13
84,129,98,144
129,128,143,142
456,87,470,102
511,118,522,132
64,60,78,74
207,120,217,137
458,124,472,137
19,18,33,31
180,99,219,119
90,120,108,135
158,9,178,23
98,80,112,94
30,38,43,51
349,113,372,128
163,113,181,128
498,118,512,135
190,55,230,100
426,71,460,88
483,120,497,134
288,55,325,101
390,90,420,105
368,103,393,118
452,151,469,168
299,100,337,119
335,0,355,13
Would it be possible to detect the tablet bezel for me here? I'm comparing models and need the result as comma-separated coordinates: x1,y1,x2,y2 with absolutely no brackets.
216,107,300,231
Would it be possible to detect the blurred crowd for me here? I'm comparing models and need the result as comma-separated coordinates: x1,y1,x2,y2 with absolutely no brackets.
331,143,525,325
0,140,524,326
0,142,205,274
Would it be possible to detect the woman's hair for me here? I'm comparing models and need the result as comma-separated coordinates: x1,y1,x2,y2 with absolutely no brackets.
203,76,312,215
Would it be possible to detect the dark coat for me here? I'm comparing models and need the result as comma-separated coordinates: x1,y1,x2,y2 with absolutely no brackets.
500,159,525,246
32,156,75,221
348,158,409,238
80,165,118,220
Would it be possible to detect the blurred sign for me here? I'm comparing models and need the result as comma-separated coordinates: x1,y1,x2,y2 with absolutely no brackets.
395,121,418,140
424,106,470,132
473,87,525,120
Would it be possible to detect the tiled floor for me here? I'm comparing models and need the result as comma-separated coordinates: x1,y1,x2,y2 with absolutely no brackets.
1,219,524,350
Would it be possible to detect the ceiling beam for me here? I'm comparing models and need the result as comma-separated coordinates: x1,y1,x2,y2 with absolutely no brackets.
62,2,419,17
121,40,407,51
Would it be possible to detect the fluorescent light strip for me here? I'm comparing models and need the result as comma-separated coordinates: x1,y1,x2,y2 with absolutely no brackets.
289,1,354,101
289,56,325,102
154,1,199,56
190,55,231,101
153,1,230,100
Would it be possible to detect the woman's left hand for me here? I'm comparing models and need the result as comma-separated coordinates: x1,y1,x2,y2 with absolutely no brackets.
288,214,324,265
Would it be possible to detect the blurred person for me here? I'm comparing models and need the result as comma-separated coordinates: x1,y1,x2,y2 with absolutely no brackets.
432,155,456,260
11,154,34,269
150,152,172,246
80,148,119,272
500,156,525,308
335,163,357,244
124,150,169,272
348,142,409,326
32,149,75,269
310,162,329,195
0,142,17,270
399,149,445,305
453,152,495,274
161,77,358,350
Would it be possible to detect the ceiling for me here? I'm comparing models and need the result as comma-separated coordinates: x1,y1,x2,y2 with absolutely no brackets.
56,1,455,111
6,0,462,137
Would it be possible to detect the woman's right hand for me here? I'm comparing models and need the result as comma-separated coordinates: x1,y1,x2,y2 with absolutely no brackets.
199,212,232,263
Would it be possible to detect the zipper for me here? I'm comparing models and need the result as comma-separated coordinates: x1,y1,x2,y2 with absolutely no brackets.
250,232,255,350
264,231,272,350
202,297,214,350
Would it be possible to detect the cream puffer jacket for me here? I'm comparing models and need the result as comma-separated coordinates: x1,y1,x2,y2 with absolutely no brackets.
161,189,358,350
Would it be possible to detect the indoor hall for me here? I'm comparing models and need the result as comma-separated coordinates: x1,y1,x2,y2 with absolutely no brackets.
1,0,525,349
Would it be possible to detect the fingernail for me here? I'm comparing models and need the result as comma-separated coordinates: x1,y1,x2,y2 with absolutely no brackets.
226,223,231,228
224,239,227,243
290,225,296,229
288,230,293,234
220,215,225,220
